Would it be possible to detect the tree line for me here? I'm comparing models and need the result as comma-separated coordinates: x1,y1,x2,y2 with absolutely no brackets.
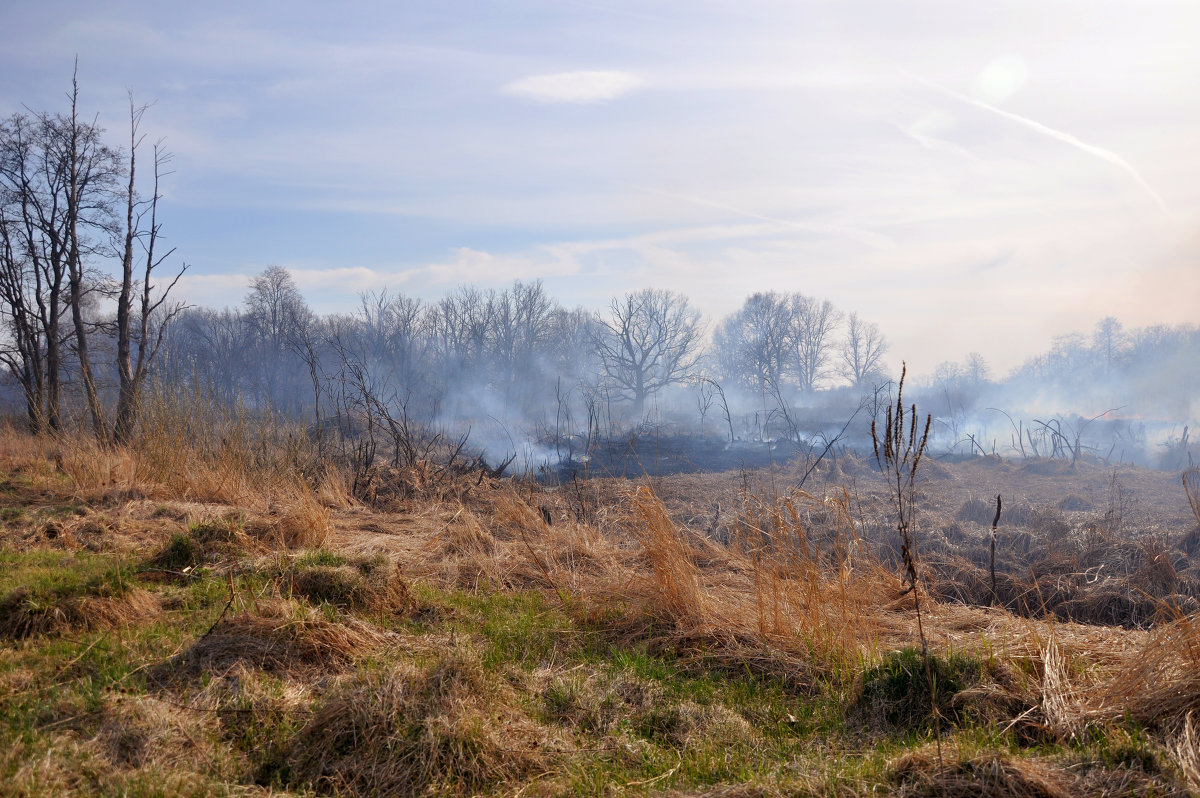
153,269,888,432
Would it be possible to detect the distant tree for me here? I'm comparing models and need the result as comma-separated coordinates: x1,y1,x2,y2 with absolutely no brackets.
593,288,704,418
352,288,428,388
546,305,599,384
963,352,991,386
487,280,556,410
712,292,794,392
245,266,310,352
430,285,492,381
840,312,888,387
244,265,311,408
1092,316,1126,375
158,307,249,405
790,294,842,392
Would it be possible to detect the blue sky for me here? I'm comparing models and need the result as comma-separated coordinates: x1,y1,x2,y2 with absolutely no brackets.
3,0,1198,375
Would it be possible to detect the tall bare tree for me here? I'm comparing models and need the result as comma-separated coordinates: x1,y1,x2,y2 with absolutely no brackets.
113,95,187,442
60,66,121,439
244,265,311,409
0,113,63,431
0,67,120,436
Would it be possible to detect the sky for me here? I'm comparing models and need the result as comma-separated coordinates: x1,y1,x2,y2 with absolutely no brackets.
2,0,1198,377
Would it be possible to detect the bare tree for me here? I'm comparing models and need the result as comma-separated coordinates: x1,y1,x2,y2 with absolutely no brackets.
712,292,794,392
0,68,120,435
963,351,991,386
244,265,312,409
353,288,428,386
113,95,187,443
60,66,122,439
790,294,842,392
593,288,704,418
0,113,63,431
431,285,491,377
840,311,888,387
487,280,555,411
1092,316,1126,376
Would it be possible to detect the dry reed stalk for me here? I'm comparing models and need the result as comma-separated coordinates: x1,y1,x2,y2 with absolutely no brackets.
1165,712,1200,795
1184,469,1200,527
1039,641,1087,741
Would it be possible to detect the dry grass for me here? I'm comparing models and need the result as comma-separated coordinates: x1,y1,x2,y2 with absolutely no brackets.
5,421,1200,795
154,598,393,678
90,695,218,772
244,491,332,548
280,647,566,795
0,391,346,522
290,556,413,615
888,746,1075,798
0,585,161,639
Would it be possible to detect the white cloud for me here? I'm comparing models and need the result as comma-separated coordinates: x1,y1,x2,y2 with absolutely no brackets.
500,70,644,104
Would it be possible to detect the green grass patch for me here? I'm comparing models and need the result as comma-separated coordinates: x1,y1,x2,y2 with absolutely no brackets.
848,647,988,734
294,547,348,568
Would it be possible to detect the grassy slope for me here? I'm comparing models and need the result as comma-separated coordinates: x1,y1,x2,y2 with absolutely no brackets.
0,430,1198,796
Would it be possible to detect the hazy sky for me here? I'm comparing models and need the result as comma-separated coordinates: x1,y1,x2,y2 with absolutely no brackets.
3,0,1198,376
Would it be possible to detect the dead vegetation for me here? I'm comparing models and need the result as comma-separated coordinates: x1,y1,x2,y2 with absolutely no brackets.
2,421,1200,795
278,648,564,795
0,582,161,639
155,598,394,679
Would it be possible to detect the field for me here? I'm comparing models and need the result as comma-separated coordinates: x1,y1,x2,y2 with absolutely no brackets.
2,423,1200,797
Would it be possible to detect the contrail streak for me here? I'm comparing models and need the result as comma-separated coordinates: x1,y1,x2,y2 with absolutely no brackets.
629,185,891,248
899,69,1171,218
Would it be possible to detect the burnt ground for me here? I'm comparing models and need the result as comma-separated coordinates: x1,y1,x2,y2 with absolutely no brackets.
559,452,1200,630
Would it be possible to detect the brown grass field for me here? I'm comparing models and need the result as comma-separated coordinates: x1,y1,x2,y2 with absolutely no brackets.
2,419,1200,796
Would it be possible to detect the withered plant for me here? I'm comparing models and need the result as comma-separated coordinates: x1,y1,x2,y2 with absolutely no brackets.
871,363,938,756
871,364,932,650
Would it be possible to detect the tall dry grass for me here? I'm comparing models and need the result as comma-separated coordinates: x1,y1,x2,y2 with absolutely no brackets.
0,381,346,545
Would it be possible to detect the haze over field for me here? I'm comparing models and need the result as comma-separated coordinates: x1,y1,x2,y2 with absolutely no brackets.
3,1,1199,377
